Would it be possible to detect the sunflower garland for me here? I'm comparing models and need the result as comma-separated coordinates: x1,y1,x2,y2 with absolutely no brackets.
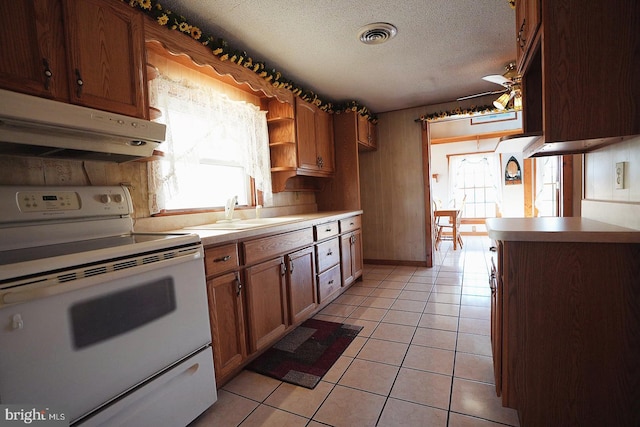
124,0,378,122
125,0,513,124
418,104,519,122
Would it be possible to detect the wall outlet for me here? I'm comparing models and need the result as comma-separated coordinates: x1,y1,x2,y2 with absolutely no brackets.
615,162,625,189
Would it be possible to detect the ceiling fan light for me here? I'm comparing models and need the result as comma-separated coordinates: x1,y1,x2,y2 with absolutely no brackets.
513,93,522,110
493,93,511,110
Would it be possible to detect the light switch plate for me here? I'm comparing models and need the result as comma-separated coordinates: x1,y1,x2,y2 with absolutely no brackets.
615,162,625,189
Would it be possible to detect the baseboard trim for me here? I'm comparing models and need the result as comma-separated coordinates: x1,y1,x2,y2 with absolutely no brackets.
363,259,429,267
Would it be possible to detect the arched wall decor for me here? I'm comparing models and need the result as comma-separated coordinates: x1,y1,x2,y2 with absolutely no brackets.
504,155,522,185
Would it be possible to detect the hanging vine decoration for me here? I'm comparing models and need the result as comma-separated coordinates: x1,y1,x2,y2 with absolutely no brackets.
124,0,378,122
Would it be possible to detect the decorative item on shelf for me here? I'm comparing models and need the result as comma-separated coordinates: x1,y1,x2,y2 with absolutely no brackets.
122,0,377,122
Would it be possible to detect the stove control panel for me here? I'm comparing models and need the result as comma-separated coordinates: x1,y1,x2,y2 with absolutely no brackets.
17,190,81,212
0,185,133,224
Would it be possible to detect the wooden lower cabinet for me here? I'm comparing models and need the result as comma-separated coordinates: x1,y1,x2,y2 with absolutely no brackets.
245,257,289,353
204,217,362,387
493,239,640,426
317,263,341,303
286,246,317,324
340,228,363,287
206,271,246,387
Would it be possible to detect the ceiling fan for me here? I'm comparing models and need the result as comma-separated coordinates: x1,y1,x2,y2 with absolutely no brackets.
458,62,521,110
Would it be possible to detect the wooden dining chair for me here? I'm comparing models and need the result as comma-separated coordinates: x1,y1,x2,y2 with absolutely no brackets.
433,200,442,250
437,195,466,249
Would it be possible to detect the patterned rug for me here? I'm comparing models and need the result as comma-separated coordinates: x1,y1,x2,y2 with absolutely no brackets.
246,318,363,389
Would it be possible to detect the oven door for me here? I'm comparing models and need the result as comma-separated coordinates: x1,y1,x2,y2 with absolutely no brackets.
0,245,214,423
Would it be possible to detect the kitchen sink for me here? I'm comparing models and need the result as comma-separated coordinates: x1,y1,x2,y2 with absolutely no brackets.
186,217,304,230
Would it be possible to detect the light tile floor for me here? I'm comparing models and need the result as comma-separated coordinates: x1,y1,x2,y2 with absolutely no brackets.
191,236,520,427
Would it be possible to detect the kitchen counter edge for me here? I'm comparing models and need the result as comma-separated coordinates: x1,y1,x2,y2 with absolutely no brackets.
485,217,640,243
177,211,363,246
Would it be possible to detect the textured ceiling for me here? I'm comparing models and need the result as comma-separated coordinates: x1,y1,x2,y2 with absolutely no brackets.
158,0,516,113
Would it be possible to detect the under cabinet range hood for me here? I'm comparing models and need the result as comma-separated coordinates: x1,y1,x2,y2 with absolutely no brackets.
0,89,166,162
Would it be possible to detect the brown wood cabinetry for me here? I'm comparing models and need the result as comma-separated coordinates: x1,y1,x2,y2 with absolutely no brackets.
518,0,639,157
206,271,246,386
314,222,342,303
356,113,377,151
514,0,540,71
266,98,334,192
316,112,366,211
0,0,148,119
295,99,334,174
204,243,245,387
245,256,289,353
339,216,363,287
63,0,147,118
286,246,317,324
488,220,640,426
204,216,361,387
0,0,69,100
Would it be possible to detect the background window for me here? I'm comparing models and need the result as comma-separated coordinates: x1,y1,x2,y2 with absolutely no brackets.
449,154,499,219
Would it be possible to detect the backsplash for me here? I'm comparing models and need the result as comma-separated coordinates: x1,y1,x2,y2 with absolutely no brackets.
582,135,640,229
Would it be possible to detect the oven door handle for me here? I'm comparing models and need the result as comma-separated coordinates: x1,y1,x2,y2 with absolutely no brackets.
1,247,203,307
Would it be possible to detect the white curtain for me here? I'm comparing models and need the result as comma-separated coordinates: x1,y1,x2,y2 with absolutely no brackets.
147,74,272,214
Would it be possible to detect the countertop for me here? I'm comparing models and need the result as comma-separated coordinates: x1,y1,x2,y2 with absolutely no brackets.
172,210,363,247
485,217,640,243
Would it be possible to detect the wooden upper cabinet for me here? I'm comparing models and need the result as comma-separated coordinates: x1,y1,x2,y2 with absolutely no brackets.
520,0,639,156
295,97,334,176
515,0,540,72
356,113,377,151
295,99,318,171
315,107,335,173
63,0,148,119
0,0,69,99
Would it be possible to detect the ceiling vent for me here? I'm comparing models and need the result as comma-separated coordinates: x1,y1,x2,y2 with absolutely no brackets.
358,23,397,45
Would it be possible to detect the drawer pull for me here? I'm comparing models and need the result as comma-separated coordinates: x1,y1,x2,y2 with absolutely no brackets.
328,280,334,285
325,227,332,232
214,255,231,263
327,250,333,256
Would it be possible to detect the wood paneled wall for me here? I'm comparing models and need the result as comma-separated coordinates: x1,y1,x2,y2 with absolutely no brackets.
359,106,427,263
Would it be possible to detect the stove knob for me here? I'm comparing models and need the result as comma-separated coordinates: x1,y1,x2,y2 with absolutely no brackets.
100,194,111,204
113,194,123,203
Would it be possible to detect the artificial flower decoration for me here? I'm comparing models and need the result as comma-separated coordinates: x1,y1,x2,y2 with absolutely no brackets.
123,0,378,122
125,0,515,123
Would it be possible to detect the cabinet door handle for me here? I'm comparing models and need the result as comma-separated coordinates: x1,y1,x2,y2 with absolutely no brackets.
235,273,243,296
327,250,333,256
289,260,294,274
328,279,334,285
280,261,286,276
350,235,356,244
75,69,84,97
214,255,231,263
42,58,52,90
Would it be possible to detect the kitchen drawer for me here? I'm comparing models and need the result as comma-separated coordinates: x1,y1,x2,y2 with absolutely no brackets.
339,215,361,233
315,237,340,273
204,243,239,277
317,264,341,303
314,221,339,241
243,228,314,265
